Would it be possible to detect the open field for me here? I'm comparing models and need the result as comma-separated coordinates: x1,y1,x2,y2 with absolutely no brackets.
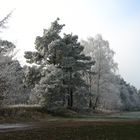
0,120,140,140
1,111,140,140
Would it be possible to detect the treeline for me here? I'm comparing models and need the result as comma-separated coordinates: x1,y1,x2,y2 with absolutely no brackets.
0,17,140,112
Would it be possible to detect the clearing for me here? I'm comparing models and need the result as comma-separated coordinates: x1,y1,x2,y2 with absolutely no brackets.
0,111,140,140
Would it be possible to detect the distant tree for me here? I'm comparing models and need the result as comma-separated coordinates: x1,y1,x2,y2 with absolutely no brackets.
138,90,140,97
117,77,140,111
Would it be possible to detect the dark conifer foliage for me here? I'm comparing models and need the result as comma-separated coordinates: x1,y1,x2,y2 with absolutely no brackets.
24,18,94,109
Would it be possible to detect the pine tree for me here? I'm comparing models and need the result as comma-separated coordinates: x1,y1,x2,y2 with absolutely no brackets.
60,34,93,108
25,18,65,65
25,19,93,109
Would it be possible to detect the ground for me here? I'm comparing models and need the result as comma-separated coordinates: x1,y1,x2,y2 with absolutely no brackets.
0,111,140,140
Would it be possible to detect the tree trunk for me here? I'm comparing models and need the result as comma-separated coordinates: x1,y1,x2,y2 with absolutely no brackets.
93,42,101,110
70,87,73,107
93,70,100,110
67,69,73,108
89,71,92,108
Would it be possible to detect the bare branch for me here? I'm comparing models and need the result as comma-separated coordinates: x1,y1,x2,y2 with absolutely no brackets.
0,10,14,29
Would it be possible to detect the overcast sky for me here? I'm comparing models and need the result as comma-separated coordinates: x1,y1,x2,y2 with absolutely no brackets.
0,0,140,89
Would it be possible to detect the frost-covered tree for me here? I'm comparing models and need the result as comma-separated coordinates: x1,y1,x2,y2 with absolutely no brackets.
138,90,140,98
117,77,140,111
60,34,93,108
0,11,12,30
25,18,65,65
82,35,121,110
0,12,28,106
24,18,93,109
0,41,28,105
31,65,66,108
0,12,13,105
2,60,28,105
0,40,15,105
23,65,42,88
24,18,65,107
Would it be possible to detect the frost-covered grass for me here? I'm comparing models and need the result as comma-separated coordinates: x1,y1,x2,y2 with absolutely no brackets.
78,111,140,121
110,111,140,119
5,104,41,108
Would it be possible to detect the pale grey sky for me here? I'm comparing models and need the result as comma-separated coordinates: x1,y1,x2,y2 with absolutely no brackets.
1,0,140,89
